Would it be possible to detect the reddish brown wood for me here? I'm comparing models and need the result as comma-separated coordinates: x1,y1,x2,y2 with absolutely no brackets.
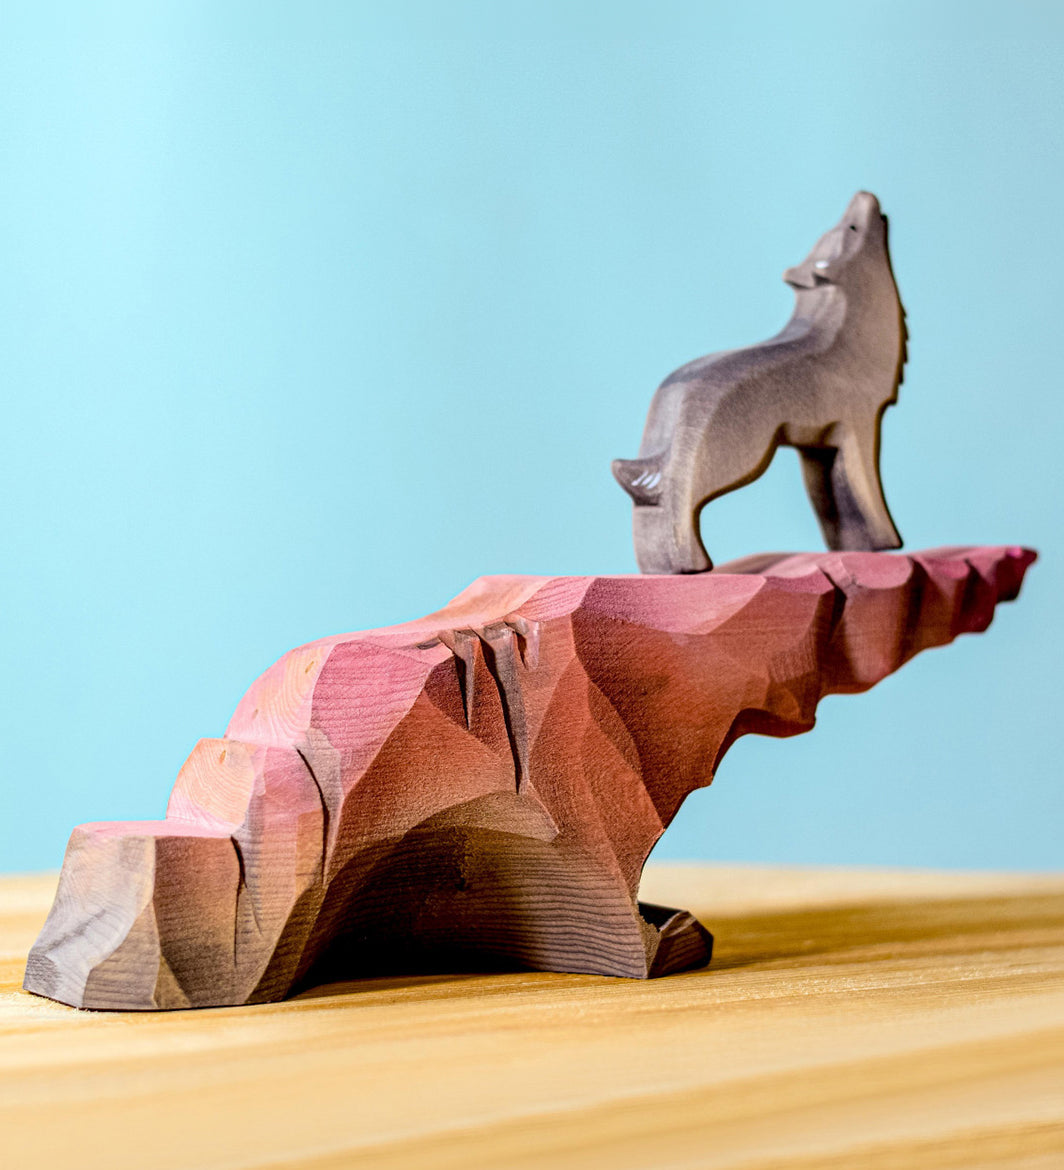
24,546,1035,1010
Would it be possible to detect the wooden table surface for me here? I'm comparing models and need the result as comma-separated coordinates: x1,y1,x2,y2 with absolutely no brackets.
2,864,1062,1169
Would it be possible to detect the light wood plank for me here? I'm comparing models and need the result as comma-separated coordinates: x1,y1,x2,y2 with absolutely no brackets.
3,865,1062,1169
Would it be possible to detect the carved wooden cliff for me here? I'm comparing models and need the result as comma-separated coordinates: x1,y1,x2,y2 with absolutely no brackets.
24,545,1034,1010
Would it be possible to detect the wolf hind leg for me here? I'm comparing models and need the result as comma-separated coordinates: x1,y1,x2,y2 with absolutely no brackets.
799,417,902,551
617,451,713,572
632,498,713,574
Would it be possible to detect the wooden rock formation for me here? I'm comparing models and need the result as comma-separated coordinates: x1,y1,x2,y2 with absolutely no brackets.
613,190,908,572
24,545,1034,1010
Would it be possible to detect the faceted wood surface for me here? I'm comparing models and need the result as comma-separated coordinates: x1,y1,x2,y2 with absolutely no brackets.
24,545,1035,1010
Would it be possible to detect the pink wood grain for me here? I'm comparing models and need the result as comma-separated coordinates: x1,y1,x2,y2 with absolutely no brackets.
24,546,1035,1010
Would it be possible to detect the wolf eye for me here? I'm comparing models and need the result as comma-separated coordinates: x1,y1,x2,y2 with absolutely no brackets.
849,224,858,231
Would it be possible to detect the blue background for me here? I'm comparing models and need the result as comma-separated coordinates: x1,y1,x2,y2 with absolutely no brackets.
2,3,1060,873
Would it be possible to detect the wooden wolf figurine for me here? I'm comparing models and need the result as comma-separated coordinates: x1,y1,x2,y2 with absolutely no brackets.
613,191,907,573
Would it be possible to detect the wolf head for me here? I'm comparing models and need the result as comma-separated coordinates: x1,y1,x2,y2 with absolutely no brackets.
783,191,889,292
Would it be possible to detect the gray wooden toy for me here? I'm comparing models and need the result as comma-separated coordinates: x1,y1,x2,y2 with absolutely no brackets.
613,190,907,573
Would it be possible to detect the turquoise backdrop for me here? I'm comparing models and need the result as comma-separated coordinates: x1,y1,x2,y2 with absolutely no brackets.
2,3,1060,872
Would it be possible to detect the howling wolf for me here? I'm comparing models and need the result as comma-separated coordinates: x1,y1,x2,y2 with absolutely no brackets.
613,191,907,573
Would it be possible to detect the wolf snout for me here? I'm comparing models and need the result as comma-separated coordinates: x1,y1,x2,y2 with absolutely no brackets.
783,265,816,289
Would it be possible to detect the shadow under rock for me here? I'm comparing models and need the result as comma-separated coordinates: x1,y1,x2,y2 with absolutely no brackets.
288,886,1064,1005
702,889,1064,972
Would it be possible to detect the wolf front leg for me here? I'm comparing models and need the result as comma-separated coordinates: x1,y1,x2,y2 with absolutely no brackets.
799,417,902,552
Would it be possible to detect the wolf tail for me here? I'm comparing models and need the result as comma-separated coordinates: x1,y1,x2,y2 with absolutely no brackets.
612,455,665,506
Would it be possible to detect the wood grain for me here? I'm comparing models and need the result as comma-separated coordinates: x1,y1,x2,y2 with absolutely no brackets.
3,864,1063,1169
23,546,1035,1010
